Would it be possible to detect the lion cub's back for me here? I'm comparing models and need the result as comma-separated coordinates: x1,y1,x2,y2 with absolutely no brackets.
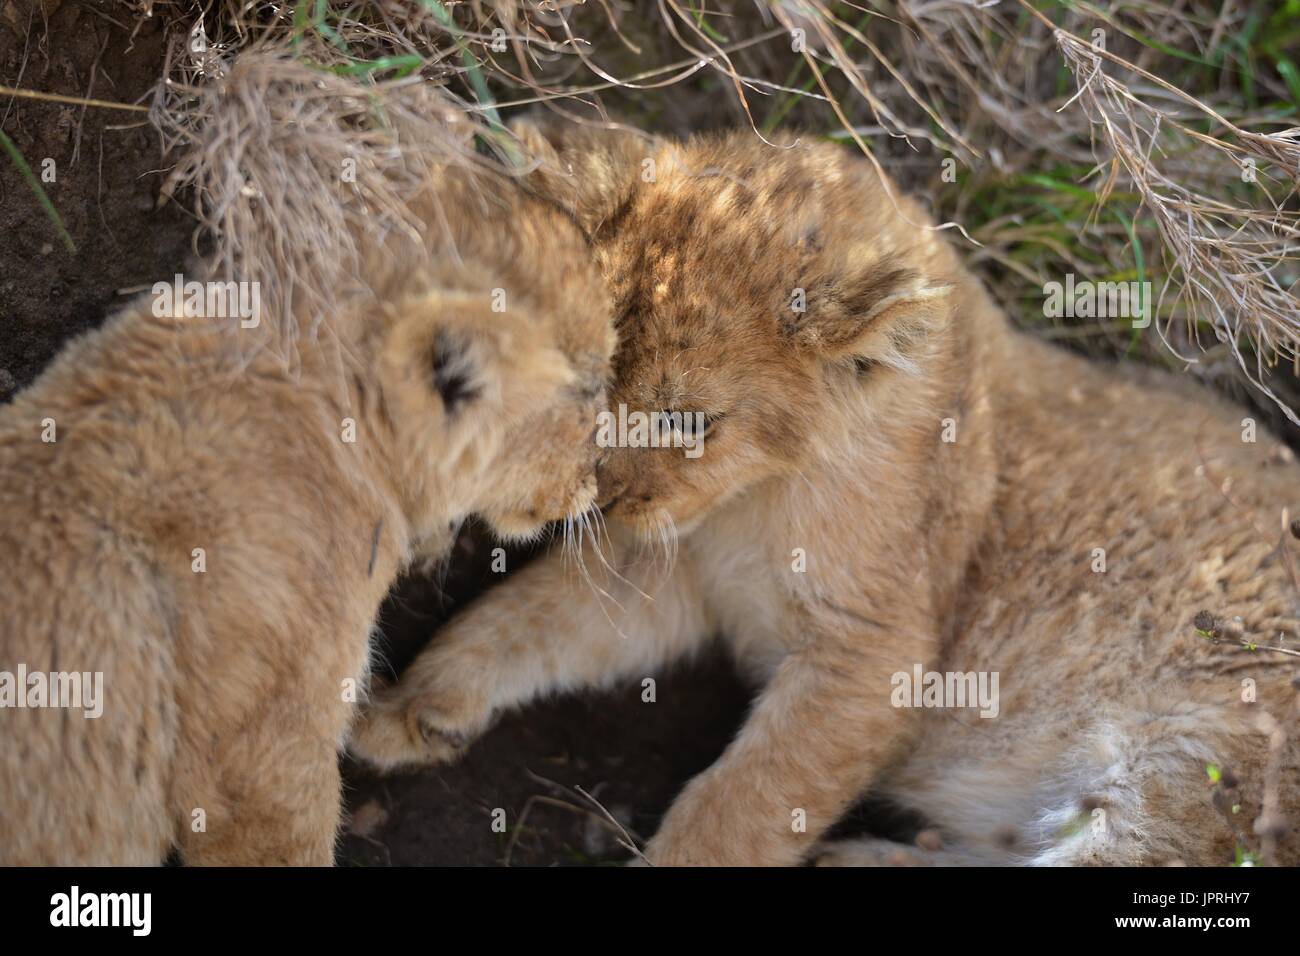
0,398,179,863
969,337,1299,692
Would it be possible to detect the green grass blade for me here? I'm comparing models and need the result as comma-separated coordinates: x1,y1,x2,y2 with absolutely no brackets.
762,9,874,134
328,55,424,78
421,0,507,133
690,2,728,43
0,128,75,254
1113,209,1148,356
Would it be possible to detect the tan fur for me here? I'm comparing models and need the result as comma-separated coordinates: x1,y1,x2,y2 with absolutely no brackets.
352,129,1300,866
0,167,614,865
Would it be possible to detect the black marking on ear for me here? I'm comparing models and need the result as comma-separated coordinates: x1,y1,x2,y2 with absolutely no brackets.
853,356,879,377
431,331,480,415
843,265,920,317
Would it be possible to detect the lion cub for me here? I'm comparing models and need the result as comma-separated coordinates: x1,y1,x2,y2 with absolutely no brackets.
0,166,614,865
352,128,1300,866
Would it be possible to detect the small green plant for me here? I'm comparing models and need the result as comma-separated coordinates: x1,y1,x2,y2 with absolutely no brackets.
1232,845,1260,867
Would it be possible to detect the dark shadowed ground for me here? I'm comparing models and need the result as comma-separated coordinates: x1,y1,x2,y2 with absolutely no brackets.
0,3,755,865
0,3,192,397
343,532,753,866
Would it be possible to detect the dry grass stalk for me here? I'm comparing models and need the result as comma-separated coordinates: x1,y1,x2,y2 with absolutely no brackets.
150,42,498,365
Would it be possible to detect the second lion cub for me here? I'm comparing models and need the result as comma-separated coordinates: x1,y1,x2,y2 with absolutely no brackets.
353,128,1300,867
0,163,614,865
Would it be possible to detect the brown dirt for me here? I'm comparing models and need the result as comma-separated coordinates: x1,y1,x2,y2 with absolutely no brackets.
1,0,763,866
0,1,192,398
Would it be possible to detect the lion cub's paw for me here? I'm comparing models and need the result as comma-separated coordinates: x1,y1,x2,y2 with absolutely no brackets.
349,690,484,771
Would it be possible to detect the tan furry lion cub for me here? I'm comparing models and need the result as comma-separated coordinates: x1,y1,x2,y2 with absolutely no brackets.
352,127,1300,866
0,165,614,865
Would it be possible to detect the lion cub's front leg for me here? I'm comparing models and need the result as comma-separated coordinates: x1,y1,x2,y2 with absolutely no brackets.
350,540,708,770
645,604,935,867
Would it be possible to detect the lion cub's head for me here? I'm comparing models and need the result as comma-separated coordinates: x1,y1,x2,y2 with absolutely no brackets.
364,172,615,546
517,124,957,537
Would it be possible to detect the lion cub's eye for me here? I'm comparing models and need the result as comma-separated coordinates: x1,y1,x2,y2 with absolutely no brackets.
657,410,714,439
682,413,713,439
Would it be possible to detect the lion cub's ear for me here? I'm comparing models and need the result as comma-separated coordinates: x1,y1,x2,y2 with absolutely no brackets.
783,258,952,373
429,327,486,416
381,291,513,426
510,116,646,236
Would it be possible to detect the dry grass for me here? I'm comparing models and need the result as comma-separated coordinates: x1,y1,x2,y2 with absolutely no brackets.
150,44,490,364
131,0,1300,426
1050,19,1300,426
